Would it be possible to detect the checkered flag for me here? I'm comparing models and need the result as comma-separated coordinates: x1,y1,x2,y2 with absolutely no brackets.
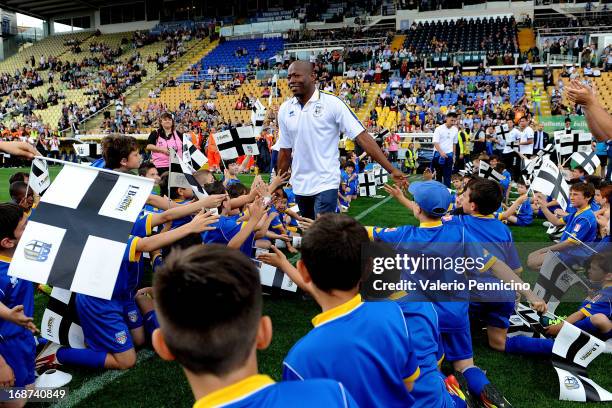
214,126,259,160
531,159,570,210
182,135,208,170
478,161,504,183
532,251,588,314
29,158,51,195
255,260,297,293
552,323,612,402
570,151,600,175
169,149,208,199
8,161,154,300
41,287,85,348
251,99,267,138
359,172,377,197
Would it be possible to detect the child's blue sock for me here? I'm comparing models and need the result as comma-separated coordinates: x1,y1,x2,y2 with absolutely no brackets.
57,347,106,369
573,317,598,335
505,335,554,356
35,336,48,347
143,310,159,339
463,366,490,397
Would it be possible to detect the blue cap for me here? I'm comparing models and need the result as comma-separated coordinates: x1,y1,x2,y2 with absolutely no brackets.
408,181,452,217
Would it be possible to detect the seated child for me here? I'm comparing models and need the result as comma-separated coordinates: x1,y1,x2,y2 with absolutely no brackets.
498,180,532,226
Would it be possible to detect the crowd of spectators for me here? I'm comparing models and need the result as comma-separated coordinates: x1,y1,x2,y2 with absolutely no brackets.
366,67,534,133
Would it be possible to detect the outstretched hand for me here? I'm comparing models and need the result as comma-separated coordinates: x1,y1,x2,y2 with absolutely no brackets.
0,142,40,159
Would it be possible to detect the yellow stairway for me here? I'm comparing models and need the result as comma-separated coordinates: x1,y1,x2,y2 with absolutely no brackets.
525,78,551,119
390,35,406,52
518,28,536,53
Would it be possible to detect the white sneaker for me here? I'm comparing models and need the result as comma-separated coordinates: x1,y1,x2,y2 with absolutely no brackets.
542,221,552,228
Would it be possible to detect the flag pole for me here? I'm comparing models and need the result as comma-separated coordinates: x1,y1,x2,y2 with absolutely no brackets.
33,156,149,182
24,159,34,200
566,232,599,255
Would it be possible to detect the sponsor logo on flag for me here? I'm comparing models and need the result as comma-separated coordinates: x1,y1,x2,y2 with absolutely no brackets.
24,240,52,262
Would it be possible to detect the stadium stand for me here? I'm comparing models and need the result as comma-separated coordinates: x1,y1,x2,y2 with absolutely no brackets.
179,38,285,81
403,16,518,54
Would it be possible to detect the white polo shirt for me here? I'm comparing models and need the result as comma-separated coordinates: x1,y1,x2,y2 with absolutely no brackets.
432,124,458,155
519,126,534,155
278,89,365,196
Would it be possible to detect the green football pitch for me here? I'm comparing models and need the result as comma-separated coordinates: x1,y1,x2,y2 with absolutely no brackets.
0,166,609,408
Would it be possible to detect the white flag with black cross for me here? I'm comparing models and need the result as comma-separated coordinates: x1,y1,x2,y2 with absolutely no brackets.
478,161,504,183
374,167,389,186
570,151,600,175
497,124,518,153
29,158,51,195
254,260,297,293
552,323,612,402
358,172,377,197
251,99,267,138
531,159,570,210
41,287,85,348
532,251,588,314
558,132,592,158
8,161,154,300
182,134,208,171
169,148,208,199
459,161,474,176
507,303,547,338
214,126,259,160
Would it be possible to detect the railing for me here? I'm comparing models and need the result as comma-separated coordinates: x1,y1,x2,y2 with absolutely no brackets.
536,25,612,38
284,36,387,50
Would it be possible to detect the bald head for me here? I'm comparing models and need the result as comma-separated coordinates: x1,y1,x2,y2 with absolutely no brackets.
288,60,316,103
289,60,314,74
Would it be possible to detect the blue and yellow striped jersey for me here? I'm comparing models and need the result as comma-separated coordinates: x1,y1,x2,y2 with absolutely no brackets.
193,375,357,408
283,295,419,408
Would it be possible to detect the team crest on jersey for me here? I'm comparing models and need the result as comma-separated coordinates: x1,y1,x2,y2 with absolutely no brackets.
288,110,295,117
115,330,128,345
24,240,52,262
312,103,324,117
573,224,581,232
128,310,138,323
384,228,397,232
9,276,18,288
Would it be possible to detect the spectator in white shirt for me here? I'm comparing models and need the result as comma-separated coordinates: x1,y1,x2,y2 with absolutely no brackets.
432,112,458,187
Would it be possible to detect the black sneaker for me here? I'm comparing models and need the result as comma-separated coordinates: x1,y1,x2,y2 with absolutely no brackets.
480,382,513,408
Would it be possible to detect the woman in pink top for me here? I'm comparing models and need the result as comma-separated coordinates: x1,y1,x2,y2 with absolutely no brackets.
145,112,183,175
386,131,401,167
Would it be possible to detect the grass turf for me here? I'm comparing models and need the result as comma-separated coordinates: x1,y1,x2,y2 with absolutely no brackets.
1,167,609,408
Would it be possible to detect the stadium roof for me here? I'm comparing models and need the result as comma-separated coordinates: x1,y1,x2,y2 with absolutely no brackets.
1,0,104,19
